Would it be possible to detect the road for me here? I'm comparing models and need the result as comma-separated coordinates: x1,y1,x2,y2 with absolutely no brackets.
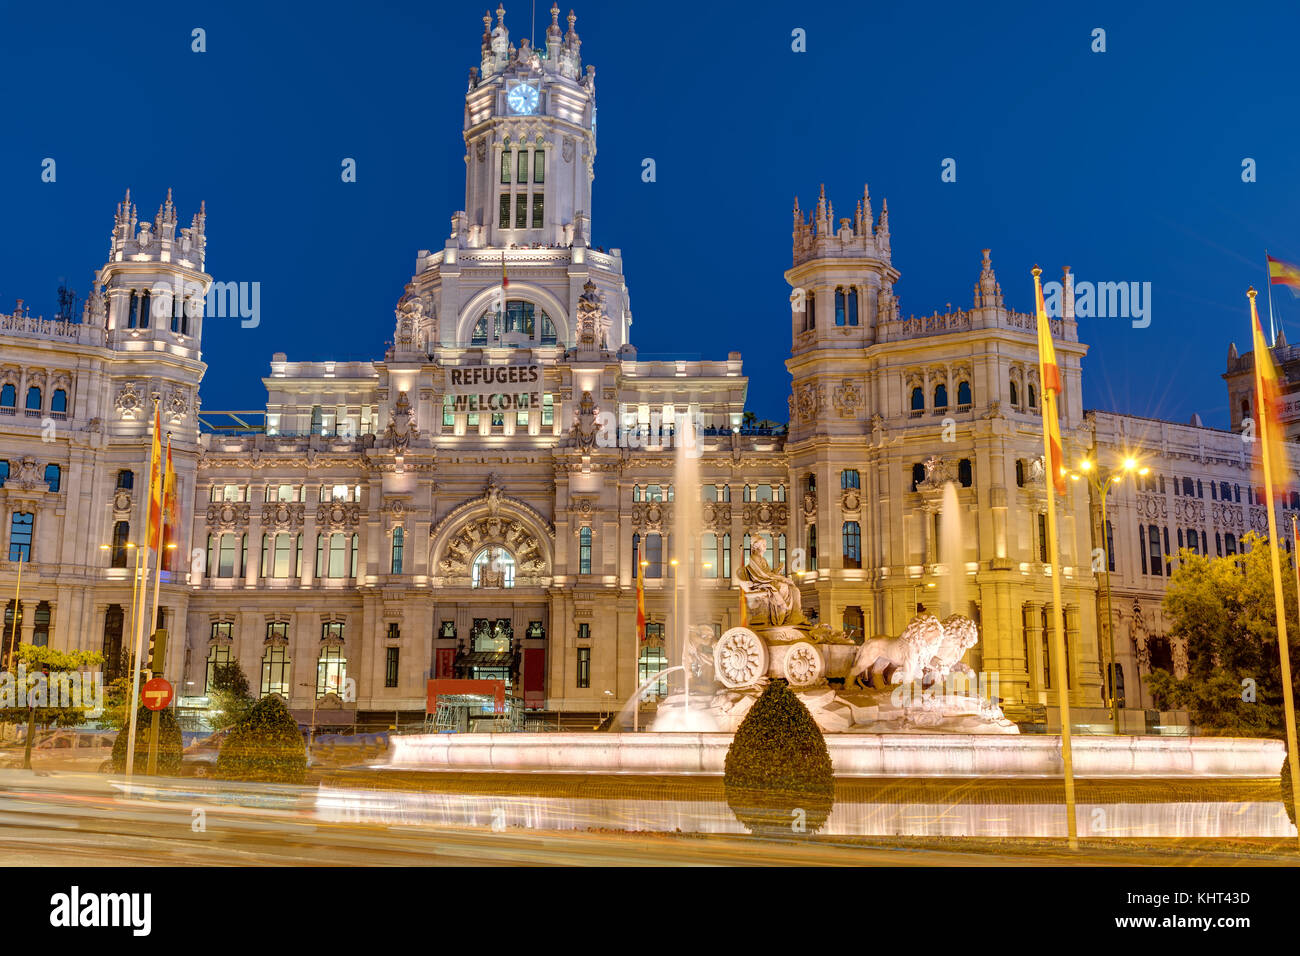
0,769,1294,866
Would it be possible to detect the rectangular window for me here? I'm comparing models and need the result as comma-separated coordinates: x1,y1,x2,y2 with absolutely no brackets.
515,194,527,229
840,469,860,490
639,645,667,699
443,394,455,426
533,149,544,183
261,645,290,697
842,521,861,569
8,511,34,561
321,621,345,642
579,528,592,574
500,149,511,184
576,646,591,688
542,393,554,425
499,193,511,229
517,149,528,183
701,533,718,578
385,646,399,688
1038,514,1048,563
531,193,544,228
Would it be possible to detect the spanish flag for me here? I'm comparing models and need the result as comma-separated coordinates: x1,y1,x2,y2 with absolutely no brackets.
1268,254,1300,293
162,436,178,567
1034,269,1068,496
146,408,163,550
1250,288,1295,495
635,557,646,642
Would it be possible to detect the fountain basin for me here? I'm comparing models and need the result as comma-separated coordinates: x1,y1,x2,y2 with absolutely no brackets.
386,732,1285,779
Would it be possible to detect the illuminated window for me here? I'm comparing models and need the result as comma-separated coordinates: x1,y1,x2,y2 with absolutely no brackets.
842,522,861,569
205,641,232,694
472,547,516,588
317,645,347,698
8,511,34,561
391,527,405,574
261,644,290,697
579,527,592,574
576,647,591,688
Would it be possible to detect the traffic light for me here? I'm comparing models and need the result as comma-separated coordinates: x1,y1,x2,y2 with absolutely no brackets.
147,628,168,676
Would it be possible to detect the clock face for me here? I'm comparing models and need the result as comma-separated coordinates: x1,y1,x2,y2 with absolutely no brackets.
507,84,539,115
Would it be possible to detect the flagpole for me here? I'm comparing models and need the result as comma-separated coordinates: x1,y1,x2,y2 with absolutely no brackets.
1250,287,1300,846
1267,251,1278,345
1034,266,1078,850
124,403,160,786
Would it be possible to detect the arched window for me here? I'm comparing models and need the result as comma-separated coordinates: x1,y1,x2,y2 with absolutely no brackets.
958,458,973,487
0,384,14,408
44,464,60,492
1241,398,1250,421
806,291,816,330
911,462,925,491
933,384,948,409
1225,532,1237,555
957,381,972,406
541,314,557,346
910,387,924,411
1027,384,1038,408
471,315,489,346
24,387,41,411
842,521,861,569
128,290,139,329
51,389,67,415
1009,379,1018,406
835,288,847,326
578,527,592,574
847,288,859,326
472,547,516,588
391,527,405,575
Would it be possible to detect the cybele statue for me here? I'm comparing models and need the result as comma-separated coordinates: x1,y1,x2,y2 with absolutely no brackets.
651,544,1017,734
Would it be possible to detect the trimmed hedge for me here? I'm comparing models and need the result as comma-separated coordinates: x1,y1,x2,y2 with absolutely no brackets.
723,680,834,836
216,695,307,784
110,706,183,775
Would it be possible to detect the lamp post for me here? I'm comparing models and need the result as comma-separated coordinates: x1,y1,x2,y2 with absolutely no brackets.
634,558,649,733
1067,456,1146,736
5,551,22,673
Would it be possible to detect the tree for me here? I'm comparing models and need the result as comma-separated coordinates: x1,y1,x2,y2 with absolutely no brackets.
208,662,254,732
216,695,307,784
0,645,105,766
110,705,183,775
723,680,834,836
1149,532,1300,736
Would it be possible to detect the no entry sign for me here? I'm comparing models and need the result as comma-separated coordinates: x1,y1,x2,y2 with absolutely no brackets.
141,677,174,711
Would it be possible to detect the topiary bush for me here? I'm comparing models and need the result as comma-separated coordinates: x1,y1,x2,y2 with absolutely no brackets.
216,695,307,784
723,679,834,837
110,706,183,775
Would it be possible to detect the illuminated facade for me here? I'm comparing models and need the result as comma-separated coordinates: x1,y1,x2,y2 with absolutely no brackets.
3,5,1296,729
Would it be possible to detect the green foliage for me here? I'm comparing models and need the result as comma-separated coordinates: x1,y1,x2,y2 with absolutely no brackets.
110,706,183,775
1154,532,1300,737
723,680,834,836
216,695,307,784
208,662,254,732
100,676,135,731
0,644,104,727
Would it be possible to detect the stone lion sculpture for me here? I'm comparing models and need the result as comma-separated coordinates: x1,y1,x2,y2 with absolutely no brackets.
926,615,979,683
847,614,946,688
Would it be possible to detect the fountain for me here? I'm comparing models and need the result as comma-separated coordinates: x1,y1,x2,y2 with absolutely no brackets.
939,481,966,619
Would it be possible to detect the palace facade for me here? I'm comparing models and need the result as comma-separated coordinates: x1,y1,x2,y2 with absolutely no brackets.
2,5,1295,730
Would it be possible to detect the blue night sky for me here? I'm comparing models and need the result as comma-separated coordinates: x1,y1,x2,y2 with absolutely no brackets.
1,0,1297,429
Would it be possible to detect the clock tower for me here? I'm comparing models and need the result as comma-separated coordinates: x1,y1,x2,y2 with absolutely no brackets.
461,4,597,249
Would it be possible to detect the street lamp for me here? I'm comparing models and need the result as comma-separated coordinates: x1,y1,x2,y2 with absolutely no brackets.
1067,455,1146,735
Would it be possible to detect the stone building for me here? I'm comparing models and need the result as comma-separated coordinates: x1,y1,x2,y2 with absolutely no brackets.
2,4,1294,730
